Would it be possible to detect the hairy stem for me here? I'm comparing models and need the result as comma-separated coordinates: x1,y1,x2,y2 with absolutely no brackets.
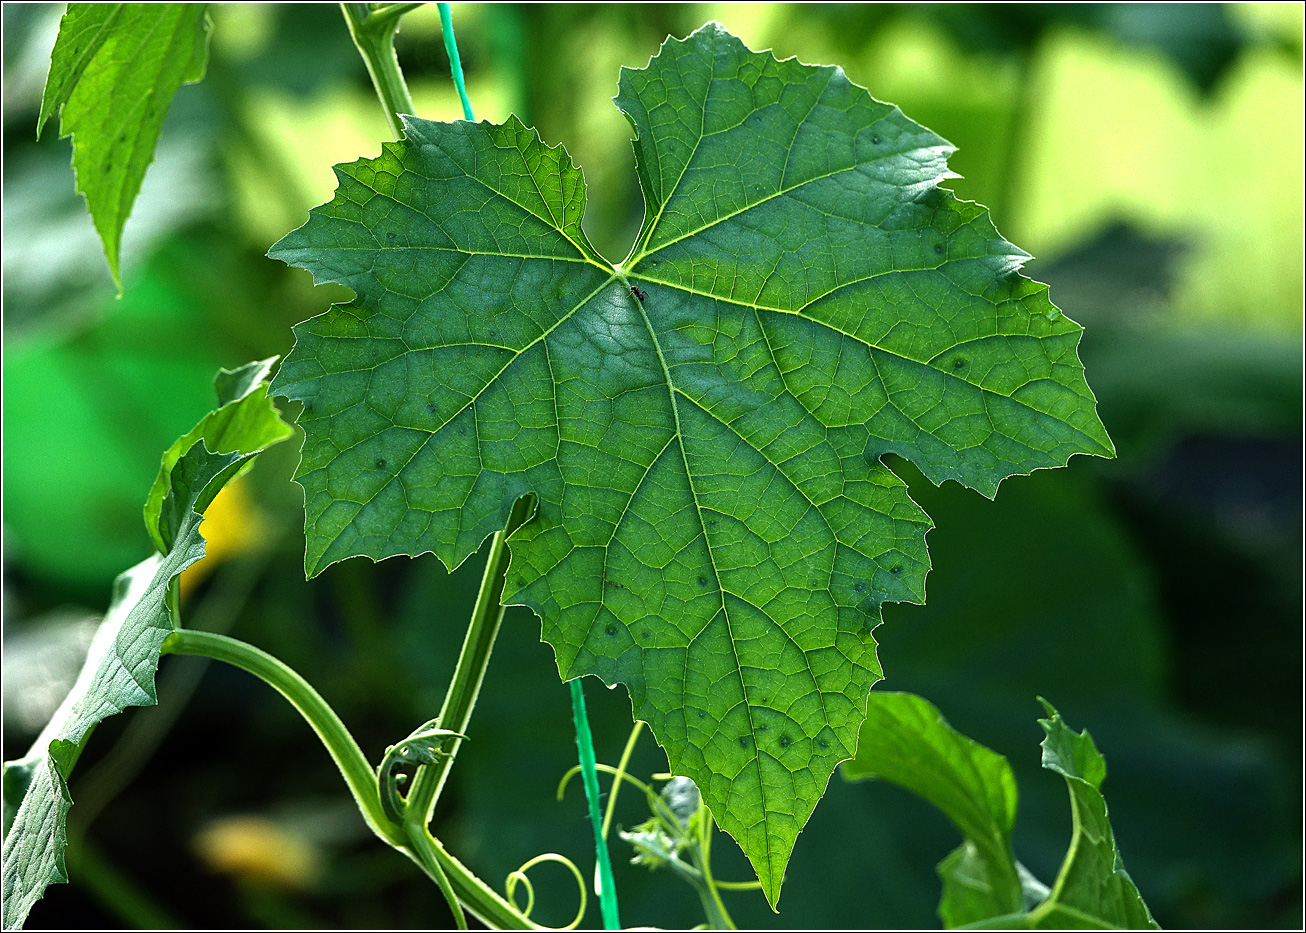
341,2,417,138
163,628,535,928
404,494,536,825
161,628,399,845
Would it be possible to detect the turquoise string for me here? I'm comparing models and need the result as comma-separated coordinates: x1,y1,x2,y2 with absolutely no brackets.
437,3,474,120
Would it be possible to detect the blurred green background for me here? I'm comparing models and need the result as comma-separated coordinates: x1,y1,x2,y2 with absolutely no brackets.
3,3,1301,929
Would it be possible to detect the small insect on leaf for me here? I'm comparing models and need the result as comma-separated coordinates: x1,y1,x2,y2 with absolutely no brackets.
629,285,648,303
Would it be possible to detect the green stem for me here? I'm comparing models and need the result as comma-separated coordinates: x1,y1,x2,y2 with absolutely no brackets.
695,811,737,929
341,2,417,139
404,494,536,825
163,628,534,929
602,720,644,837
403,822,468,930
570,678,621,930
162,628,400,846
438,3,475,120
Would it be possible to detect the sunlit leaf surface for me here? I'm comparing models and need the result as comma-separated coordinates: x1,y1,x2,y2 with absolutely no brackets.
38,3,211,286
269,23,1112,903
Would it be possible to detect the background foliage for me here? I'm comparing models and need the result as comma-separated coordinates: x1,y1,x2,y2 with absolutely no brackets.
3,3,1301,929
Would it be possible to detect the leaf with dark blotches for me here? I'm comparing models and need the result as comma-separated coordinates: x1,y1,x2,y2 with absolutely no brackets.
268,23,1112,905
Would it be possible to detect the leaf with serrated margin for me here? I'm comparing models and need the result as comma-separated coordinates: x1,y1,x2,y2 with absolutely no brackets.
38,3,211,288
844,692,1024,926
1,360,290,931
267,22,1113,906
1029,700,1158,930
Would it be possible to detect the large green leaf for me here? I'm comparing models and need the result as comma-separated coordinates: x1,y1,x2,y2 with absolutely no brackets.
843,692,1024,926
38,3,211,287
1,360,290,931
268,23,1112,904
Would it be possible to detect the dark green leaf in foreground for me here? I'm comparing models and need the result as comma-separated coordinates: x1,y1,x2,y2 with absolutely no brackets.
1,360,290,931
844,692,1025,926
38,3,211,287
268,23,1112,904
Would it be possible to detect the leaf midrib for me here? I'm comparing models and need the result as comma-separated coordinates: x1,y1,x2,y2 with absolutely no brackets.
627,286,778,880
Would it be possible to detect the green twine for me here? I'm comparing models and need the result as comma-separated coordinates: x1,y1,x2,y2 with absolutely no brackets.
569,677,621,929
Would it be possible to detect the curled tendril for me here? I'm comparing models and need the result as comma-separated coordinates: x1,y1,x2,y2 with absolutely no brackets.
506,853,587,930
378,719,468,824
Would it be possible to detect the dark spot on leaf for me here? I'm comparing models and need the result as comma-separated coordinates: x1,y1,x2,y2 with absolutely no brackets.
738,736,749,748
818,739,829,750
779,735,791,748
933,242,945,256
641,629,650,640
952,357,967,370
697,575,708,587
853,583,866,594
605,624,617,637
376,458,387,469
891,565,902,575
757,724,768,731
870,133,882,145
698,710,706,719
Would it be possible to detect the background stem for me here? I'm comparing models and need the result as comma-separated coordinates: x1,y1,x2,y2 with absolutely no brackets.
340,2,416,138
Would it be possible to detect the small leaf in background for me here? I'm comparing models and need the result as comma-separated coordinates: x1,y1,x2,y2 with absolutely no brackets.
844,691,1024,926
1030,700,1158,930
845,694,1159,929
37,3,211,288
0,360,291,931
269,22,1113,905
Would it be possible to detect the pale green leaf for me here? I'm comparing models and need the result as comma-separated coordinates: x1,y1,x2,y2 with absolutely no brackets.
38,3,211,287
844,691,1024,926
845,696,1157,929
1,362,290,931
1028,700,1158,930
268,23,1112,905
143,357,294,554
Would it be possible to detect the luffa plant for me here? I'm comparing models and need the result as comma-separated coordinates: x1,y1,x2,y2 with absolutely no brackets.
2,7,1151,931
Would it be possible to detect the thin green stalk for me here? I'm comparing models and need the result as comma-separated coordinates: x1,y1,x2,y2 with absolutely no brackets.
163,628,535,929
404,494,536,825
341,2,417,138
570,678,621,930
694,811,736,929
602,720,644,837
438,3,475,120
162,628,399,845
